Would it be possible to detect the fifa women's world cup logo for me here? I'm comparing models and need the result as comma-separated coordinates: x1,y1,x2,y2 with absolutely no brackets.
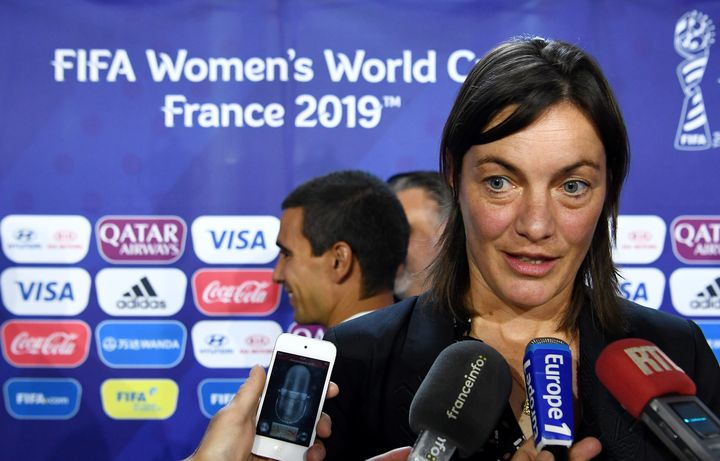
674,10,716,151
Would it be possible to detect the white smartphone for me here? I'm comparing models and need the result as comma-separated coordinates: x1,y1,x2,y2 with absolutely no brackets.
251,333,337,461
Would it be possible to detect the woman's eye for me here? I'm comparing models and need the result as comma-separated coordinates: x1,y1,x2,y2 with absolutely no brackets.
487,176,508,191
563,180,588,194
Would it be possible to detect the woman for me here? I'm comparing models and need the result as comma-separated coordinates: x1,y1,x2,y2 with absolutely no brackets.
322,37,720,460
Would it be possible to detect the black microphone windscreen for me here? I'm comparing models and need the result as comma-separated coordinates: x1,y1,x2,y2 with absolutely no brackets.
409,340,512,456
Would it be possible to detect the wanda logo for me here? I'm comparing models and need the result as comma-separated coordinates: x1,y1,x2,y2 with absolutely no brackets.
192,269,280,316
1,320,90,367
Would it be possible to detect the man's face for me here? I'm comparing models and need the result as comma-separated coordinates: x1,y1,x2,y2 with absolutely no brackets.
394,187,445,298
272,207,334,326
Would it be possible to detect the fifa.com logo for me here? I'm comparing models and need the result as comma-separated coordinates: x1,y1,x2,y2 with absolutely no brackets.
674,10,719,151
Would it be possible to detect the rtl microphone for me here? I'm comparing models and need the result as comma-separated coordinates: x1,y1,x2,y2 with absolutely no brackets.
523,338,573,460
596,338,720,460
408,340,512,461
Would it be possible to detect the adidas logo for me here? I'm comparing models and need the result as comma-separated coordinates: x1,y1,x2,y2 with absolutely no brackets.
116,276,166,310
691,277,720,309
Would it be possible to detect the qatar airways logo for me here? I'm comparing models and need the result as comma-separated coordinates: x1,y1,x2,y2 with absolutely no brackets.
96,216,187,263
446,355,485,420
1,320,91,367
671,216,720,263
192,269,280,316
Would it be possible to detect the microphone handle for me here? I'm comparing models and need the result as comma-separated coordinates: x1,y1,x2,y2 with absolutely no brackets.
407,430,456,461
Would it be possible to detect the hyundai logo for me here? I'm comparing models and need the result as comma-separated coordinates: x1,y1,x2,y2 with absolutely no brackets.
205,334,228,347
14,229,36,242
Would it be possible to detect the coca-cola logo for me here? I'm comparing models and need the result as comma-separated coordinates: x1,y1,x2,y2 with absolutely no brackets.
192,269,280,316
11,332,79,355
2,320,90,367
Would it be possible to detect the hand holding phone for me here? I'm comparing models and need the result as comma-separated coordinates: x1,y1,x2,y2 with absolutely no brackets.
252,333,337,461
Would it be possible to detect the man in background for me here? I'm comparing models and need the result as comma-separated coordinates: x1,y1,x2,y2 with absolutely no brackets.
273,170,409,328
387,171,450,299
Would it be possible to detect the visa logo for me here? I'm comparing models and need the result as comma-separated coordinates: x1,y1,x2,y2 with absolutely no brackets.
619,281,648,303
191,216,279,264
17,281,74,301
617,268,665,310
209,230,267,250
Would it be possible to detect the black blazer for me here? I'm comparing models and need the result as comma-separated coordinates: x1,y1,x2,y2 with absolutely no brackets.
323,294,720,460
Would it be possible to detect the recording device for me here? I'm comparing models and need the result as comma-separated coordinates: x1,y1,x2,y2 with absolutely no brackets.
596,338,720,461
408,340,512,461
252,333,336,461
523,337,573,460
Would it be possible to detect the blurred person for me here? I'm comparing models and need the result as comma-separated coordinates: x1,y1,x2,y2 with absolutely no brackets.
321,37,720,461
387,171,451,298
273,170,409,328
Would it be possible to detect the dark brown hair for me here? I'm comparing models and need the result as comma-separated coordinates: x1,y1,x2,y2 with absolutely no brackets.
430,37,629,334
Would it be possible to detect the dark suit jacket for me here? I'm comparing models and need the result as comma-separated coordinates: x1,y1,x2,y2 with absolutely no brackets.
323,293,720,460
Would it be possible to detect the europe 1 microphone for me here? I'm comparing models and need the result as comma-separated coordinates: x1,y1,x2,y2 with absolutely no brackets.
596,338,720,460
407,340,513,461
523,337,574,461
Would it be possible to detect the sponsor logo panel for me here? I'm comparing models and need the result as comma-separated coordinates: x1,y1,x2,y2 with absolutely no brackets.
671,216,720,264
3,378,81,419
1,267,91,316
95,268,186,316
197,379,245,418
96,215,187,264
1,215,91,264
192,269,280,316
697,321,720,363
617,267,666,310
669,268,720,316
612,215,666,265
96,320,187,368
1,320,91,367
191,320,281,368
191,216,280,264
287,322,325,340
101,379,178,420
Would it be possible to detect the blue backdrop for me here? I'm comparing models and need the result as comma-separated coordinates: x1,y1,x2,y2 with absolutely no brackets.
1,1,719,460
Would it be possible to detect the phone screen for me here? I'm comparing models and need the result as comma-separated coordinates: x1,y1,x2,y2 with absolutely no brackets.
256,351,331,447
669,401,720,439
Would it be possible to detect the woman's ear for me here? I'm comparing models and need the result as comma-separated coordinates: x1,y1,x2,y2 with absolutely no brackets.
329,241,353,282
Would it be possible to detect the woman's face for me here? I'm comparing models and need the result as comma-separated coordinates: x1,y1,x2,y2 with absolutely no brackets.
458,102,607,312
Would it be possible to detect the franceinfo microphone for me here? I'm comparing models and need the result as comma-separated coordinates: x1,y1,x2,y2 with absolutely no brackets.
407,340,512,461
523,338,573,460
596,338,720,460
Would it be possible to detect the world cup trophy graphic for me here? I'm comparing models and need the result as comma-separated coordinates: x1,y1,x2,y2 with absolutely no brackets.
674,11,715,151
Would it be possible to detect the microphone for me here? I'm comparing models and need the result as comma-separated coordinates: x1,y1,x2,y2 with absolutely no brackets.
408,340,512,460
596,338,720,460
523,338,573,459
